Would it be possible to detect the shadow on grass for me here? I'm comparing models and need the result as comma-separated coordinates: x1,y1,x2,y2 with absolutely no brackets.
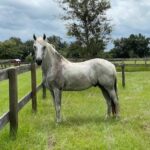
59,115,120,127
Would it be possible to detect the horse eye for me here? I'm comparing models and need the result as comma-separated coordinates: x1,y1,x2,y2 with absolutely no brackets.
33,46,36,50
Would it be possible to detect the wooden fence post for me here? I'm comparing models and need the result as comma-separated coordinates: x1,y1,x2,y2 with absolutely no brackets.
8,68,18,137
31,63,37,112
145,59,147,65
121,64,125,88
134,60,136,64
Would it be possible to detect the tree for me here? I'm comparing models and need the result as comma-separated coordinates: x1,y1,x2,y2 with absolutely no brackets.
111,34,150,58
47,35,65,51
21,40,34,60
66,41,84,58
0,37,23,59
0,37,34,60
47,35,69,56
58,0,112,58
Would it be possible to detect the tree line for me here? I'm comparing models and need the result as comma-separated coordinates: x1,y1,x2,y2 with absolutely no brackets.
111,34,150,58
0,33,150,61
0,36,68,62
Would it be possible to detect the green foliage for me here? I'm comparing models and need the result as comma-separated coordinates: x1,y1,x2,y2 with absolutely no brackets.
47,35,66,51
0,37,23,59
1,33,150,60
21,40,34,60
0,38,34,60
111,34,150,58
66,42,84,58
25,55,33,63
47,35,69,56
0,36,68,60
58,0,112,58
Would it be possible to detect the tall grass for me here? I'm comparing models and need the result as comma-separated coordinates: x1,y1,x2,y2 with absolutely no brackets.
0,71,150,149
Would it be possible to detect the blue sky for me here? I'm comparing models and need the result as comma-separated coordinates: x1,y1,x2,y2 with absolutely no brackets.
0,0,150,49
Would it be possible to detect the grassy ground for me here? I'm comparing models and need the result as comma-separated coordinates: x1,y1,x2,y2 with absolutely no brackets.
0,70,150,150
116,65,150,72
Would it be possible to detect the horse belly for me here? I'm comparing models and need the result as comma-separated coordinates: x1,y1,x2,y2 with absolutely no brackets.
63,74,92,91
62,62,98,91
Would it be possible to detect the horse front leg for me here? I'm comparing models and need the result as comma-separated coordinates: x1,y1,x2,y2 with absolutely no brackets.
53,88,62,123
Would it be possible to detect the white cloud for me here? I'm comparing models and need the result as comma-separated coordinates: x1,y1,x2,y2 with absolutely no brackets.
107,0,150,39
0,0,69,41
0,0,150,44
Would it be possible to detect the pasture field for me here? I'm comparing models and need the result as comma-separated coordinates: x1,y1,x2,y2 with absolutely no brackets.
0,70,150,150
116,65,150,72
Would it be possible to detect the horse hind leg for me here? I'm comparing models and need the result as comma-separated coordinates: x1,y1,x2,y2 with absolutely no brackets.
101,87,112,118
99,84,119,118
107,89,119,118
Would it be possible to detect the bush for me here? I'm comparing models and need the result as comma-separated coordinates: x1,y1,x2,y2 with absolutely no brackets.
25,55,33,63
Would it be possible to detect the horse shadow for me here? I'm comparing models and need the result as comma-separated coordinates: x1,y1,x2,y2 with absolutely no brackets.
58,115,120,127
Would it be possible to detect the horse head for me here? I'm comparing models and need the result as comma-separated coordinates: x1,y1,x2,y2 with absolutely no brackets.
33,34,47,66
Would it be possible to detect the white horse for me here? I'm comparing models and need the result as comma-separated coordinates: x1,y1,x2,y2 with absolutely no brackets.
33,34,119,123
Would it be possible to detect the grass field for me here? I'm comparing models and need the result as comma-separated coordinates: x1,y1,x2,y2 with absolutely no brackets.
116,65,150,72
0,70,150,150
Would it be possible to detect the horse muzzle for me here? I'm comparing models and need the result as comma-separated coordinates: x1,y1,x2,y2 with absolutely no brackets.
36,59,42,66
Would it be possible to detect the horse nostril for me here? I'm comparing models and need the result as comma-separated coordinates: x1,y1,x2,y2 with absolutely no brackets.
36,59,42,65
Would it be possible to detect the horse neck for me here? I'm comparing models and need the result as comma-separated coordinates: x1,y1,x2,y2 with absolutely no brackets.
41,45,61,76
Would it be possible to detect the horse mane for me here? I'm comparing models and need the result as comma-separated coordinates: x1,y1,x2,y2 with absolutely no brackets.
47,43,63,60
36,37,66,61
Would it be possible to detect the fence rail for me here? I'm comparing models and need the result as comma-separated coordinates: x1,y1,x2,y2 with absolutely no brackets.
0,64,31,81
0,63,46,137
69,57,150,63
108,58,150,61
0,112,9,130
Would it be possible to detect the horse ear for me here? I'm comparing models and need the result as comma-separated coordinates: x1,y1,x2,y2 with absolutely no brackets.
43,34,46,40
33,34,36,41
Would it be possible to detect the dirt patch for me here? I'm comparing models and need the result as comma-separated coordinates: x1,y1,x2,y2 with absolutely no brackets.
141,122,150,135
48,136,56,150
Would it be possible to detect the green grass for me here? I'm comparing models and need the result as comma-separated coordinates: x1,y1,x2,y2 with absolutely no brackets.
112,60,150,72
116,65,150,72
0,70,150,149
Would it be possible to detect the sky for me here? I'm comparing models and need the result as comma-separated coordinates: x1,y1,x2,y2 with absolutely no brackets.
0,0,150,49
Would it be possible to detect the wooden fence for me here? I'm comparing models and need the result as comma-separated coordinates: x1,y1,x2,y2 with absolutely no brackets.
108,58,150,65
0,59,22,69
69,58,150,64
0,63,46,137
1,58,150,69
0,60,12,69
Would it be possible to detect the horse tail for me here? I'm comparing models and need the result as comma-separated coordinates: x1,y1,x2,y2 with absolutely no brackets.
114,77,118,99
111,101,116,115
112,77,119,115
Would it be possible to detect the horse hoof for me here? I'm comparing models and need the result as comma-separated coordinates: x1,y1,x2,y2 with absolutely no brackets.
56,118,62,123
113,114,120,120
104,114,111,120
